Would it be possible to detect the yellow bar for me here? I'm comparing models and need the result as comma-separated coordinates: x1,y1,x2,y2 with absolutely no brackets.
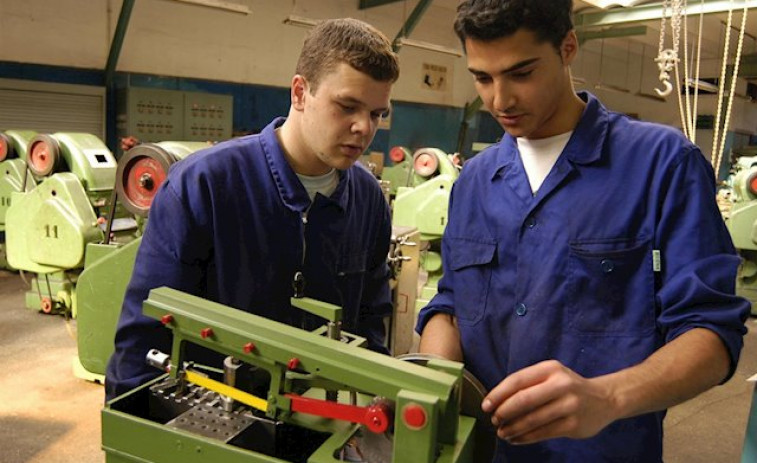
185,370,269,412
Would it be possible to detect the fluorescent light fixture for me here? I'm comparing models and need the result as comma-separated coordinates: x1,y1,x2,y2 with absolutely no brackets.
395,38,463,57
282,15,320,28
685,78,719,93
169,0,250,14
582,0,643,9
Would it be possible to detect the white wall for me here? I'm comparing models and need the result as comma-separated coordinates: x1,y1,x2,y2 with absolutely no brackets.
0,0,753,134
0,0,477,107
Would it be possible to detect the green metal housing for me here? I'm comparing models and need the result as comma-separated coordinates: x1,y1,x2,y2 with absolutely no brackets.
0,130,38,268
74,238,141,382
103,287,476,462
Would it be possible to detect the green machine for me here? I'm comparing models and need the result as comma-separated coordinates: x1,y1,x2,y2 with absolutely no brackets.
5,132,137,315
74,141,211,383
103,287,494,463
724,152,757,315
381,147,414,197
0,130,38,269
392,148,459,313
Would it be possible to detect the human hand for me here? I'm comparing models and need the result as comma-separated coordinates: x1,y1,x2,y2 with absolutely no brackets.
482,360,619,445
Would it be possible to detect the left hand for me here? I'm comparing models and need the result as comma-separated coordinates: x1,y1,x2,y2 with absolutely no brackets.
482,360,619,445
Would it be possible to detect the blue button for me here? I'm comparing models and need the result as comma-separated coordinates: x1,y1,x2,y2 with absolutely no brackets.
515,303,527,316
525,217,536,229
601,259,614,273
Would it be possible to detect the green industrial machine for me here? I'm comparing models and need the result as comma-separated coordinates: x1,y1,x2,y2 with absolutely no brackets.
743,374,757,463
392,148,459,313
5,132,136,315
103,287,493,463
724,151,757,316
74,141,210,383
0,130,38,269
381,146,414,197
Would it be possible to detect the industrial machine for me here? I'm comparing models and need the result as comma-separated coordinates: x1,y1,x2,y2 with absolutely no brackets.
0,130,38,269
74,141,211,382
381,147,414,197
4,132,135,315
391,148,459,313
103,287,494,463
723,151,757,315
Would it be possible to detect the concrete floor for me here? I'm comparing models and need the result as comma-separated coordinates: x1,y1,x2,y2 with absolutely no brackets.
0,269,755,463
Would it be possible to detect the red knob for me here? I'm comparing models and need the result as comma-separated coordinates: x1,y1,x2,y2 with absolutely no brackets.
200,327,214,339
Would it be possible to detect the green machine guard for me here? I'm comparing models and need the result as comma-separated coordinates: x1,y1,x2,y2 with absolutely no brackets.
0,130,38,269
103,288,480,463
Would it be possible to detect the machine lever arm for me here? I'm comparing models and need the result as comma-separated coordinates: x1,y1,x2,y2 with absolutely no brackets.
285,393,391,434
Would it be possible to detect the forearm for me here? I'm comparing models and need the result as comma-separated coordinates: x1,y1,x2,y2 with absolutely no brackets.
599,327,731,420
418,312,463,362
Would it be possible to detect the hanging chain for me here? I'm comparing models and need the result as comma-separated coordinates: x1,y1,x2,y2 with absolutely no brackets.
655,0,680,97
713,1,749,178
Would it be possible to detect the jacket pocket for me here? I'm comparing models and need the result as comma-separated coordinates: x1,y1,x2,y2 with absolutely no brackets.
567,238,655,335
447,238,497,325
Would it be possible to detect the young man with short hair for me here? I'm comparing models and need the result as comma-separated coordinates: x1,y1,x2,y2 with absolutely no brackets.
417,1,749,461
107,18,400,399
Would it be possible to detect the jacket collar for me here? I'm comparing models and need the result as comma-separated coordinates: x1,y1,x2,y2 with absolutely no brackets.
259,117,350,212
490,91,608,181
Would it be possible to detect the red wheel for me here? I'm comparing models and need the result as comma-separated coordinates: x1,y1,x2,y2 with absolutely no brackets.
116,144,177,217
40,297,53,314
0,133,12,162
748,172,757,196
389,146,409,164
412,149,439,178
27,135,61,177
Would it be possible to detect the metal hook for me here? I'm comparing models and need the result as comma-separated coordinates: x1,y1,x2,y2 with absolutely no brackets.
655,80,673,97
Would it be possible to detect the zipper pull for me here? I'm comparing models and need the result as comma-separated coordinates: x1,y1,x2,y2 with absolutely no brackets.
292,271,305,298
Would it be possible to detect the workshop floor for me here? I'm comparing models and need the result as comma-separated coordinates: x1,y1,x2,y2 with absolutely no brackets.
0,269,755,463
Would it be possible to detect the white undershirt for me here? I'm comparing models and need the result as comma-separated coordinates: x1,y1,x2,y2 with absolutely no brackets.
516,131,573,194
296,169,339,201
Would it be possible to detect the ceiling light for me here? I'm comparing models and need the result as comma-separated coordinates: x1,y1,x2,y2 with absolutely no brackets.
582,0,643,9
686,78,720,93
169,0,250,15
395,38,463,57
282,15,320,28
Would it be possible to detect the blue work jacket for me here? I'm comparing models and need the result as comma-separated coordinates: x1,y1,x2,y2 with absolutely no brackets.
106,117,392,400
417,92,749,462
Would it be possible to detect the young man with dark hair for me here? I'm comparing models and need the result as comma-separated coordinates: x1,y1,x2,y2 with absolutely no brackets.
107,18,400,399
417,1,749,461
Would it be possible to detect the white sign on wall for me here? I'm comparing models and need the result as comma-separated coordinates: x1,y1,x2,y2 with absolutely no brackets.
421,63,448,92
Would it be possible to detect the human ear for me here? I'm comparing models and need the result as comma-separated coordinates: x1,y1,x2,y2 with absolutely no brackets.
561,30,579,65
291,75,308,111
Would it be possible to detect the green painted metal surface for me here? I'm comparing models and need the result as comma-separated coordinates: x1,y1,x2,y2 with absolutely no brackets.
24,271,75,314
743,379,757,463
105,0,136,88
6,173,102,273
3,129,37,161
0,159,36,231
75,238,141,379
53,132,118,192
102,287,476,462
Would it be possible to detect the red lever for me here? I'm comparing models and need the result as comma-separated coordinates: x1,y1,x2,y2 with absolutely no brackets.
285,394,391,433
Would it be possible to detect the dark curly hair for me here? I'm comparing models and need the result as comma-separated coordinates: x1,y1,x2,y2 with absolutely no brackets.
454,0,573,52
